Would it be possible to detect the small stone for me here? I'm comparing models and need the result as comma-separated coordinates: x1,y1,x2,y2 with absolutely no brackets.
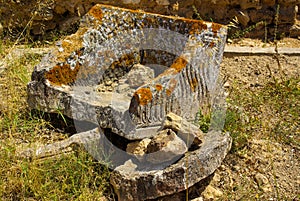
202,185,223,199
212,173,221,183
125,64,155,88
254,173,272,192
126,138,151,155
163,112,204,147
190,197,203,201
254,173,268,186
146,129,187,164
105,80,112,86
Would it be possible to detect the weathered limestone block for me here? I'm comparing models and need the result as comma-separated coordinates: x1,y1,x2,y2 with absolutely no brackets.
110,131,232,201
27,4,227,140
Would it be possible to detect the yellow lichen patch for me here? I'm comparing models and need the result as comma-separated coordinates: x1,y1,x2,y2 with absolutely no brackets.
45,63,80,86
88,5,103,20
170,56,188,72
134,88,153,106
211,23,223,33
56,28,87,63
189,22,208,35
166,89,172,97
155,84,163,91
190,78,198,92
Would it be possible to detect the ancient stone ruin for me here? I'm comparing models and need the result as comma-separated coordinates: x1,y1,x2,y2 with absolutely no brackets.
27,4,232,201
1,0,299,38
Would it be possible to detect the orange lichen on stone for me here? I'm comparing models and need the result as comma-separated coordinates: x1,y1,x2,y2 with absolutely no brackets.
155,84,163,91
134,88,153,105
166,89,172,97
190,78,198,92
170,56,188,72
88,5,103,20
209,42,215,48
45,63,80,86
211,23,223,33
56,28,87,62
189,22,208,35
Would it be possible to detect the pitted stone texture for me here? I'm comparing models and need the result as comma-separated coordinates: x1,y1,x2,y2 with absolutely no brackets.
27,4,227,140
110,131,232,201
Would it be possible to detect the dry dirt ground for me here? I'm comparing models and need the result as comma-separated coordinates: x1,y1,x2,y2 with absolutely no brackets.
197,38,300,201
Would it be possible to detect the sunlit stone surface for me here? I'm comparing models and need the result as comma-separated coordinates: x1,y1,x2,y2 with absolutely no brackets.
27,4,231,201
27,4,227,140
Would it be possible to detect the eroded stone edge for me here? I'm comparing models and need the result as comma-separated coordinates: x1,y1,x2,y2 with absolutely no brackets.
110,131,232,201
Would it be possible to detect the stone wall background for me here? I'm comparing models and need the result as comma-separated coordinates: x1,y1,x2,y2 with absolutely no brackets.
0,0,299,39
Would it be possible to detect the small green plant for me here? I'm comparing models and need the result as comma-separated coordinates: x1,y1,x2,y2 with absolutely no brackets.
192,5,203,20
194,109,211,133
274,4,280,41
228,20,265,40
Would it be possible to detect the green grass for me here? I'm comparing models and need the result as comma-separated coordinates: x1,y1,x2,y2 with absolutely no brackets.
224,77,300,152
0,43,111,200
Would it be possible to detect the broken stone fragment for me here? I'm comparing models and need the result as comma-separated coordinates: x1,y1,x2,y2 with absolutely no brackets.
145,129,187,164
163,112,204,147
126,138,151,155
126,129,188,164
110,131,232,201
124,64,155,89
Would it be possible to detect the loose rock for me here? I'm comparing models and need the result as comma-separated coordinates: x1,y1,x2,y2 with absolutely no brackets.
201,185,223,200
145,129,187,164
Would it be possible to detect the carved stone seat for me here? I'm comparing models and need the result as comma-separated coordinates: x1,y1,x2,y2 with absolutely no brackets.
27,4,231,201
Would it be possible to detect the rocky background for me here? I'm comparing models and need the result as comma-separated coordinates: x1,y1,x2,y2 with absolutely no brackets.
0,0,299,39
